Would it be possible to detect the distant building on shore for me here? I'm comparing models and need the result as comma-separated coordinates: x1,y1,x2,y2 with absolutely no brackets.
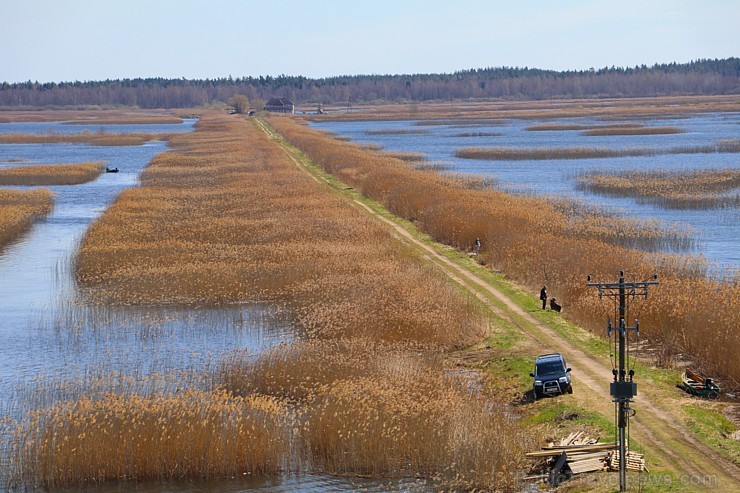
264,98,295,113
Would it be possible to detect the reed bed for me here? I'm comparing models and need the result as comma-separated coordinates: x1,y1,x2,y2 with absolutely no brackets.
525,123,646,132
63,115,183,125
577,169,740,209
383,151,427,162
582,126,686,136
269,116,739,390
6,390,290,489
219,339,530,489
0,188,54,249
0,162,104,186
456,145,655,160
456,140,740,160
0,110,182,124
4,114,530,491
452,131,503,137
364,129,428,135
0,132,171,146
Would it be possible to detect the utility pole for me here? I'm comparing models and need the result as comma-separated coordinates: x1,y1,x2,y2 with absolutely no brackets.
587,271,658,492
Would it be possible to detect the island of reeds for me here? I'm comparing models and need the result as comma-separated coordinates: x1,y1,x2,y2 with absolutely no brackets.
577,169,740,209
455,139,740,160
0,162,104,186
0,188,54,249
0,132,171,146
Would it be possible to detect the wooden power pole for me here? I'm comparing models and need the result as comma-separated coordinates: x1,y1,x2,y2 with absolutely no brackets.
587,271,658,492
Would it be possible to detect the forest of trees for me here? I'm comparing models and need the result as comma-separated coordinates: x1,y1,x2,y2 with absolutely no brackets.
1,58,737,109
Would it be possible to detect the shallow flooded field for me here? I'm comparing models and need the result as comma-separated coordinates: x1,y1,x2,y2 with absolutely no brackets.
312,113,739,273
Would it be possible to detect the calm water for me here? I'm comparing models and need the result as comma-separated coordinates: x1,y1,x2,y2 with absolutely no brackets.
312,113,740,273
0,121,434,492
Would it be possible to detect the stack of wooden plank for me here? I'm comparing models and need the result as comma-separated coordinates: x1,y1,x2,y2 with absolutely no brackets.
608,450,647,472
525,433,615,475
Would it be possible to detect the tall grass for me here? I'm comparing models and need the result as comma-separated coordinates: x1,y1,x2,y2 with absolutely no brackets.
577,169,740,209
219,339,530,490
0,132,171,146
269,116,739,390
0,162,104,186
6,390,290,489
456,140,740,160
0,188,54,249
582,125,686,136
1,113,533,490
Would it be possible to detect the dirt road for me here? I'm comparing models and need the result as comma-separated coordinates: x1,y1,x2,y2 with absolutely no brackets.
258,118,739,492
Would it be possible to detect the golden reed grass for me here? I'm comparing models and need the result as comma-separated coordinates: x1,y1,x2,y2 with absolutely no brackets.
581,125,686,136
0,114,531,491
268,116,739,390
219,339,531,489
6,390,290,488
577,169,740,209
455,141,740,160
0,162,104,186
0,132,171,146
0,188,54,249
0,110,183,124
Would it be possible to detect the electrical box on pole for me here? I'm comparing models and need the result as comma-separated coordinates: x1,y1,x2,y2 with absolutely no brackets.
587,271,658,492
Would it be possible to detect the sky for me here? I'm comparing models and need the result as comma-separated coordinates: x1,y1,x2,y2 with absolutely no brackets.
2,0,738,84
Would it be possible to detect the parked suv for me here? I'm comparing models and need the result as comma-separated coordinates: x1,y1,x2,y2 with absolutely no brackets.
530,353,572,399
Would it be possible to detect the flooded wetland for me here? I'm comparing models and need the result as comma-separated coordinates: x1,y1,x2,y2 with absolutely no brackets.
0,102,738,492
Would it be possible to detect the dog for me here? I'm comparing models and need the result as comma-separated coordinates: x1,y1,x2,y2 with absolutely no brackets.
549,298,562,312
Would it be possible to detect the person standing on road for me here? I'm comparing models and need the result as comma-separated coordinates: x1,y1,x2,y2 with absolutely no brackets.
540,286,548,309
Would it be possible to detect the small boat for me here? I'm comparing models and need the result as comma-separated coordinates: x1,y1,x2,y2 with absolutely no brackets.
681,369,720,398
105,167,119,173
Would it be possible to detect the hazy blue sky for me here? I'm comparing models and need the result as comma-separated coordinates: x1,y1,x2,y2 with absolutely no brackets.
3,0,738,83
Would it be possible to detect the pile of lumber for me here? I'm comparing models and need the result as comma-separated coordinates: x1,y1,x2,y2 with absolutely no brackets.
526,432,616,475
608,450,647,472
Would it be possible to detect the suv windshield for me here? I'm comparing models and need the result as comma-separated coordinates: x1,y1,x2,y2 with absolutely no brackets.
536,360,564,377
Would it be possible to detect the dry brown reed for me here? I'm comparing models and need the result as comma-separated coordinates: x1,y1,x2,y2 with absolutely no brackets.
455,145,652,160
269,116,739,390
384,151,427,162
0,188,54,249
0,132,171,146
4,114,529,491
6,390,289,489
577,169,740,209
456,140,740,160
0,162,104,186
453,131,503,137
219,339,530,490
63,116,184,125
0,110,182,124
582,126,686,136
74,116,485,348
365,129,428,135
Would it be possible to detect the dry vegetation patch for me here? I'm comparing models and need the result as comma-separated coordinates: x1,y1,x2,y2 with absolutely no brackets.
577,169,740,209
0,132,171,146
0,162,104,186
456,139,740,160
0,188,54,249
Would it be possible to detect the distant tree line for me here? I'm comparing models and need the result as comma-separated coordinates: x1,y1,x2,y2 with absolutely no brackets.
1,58,738,108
